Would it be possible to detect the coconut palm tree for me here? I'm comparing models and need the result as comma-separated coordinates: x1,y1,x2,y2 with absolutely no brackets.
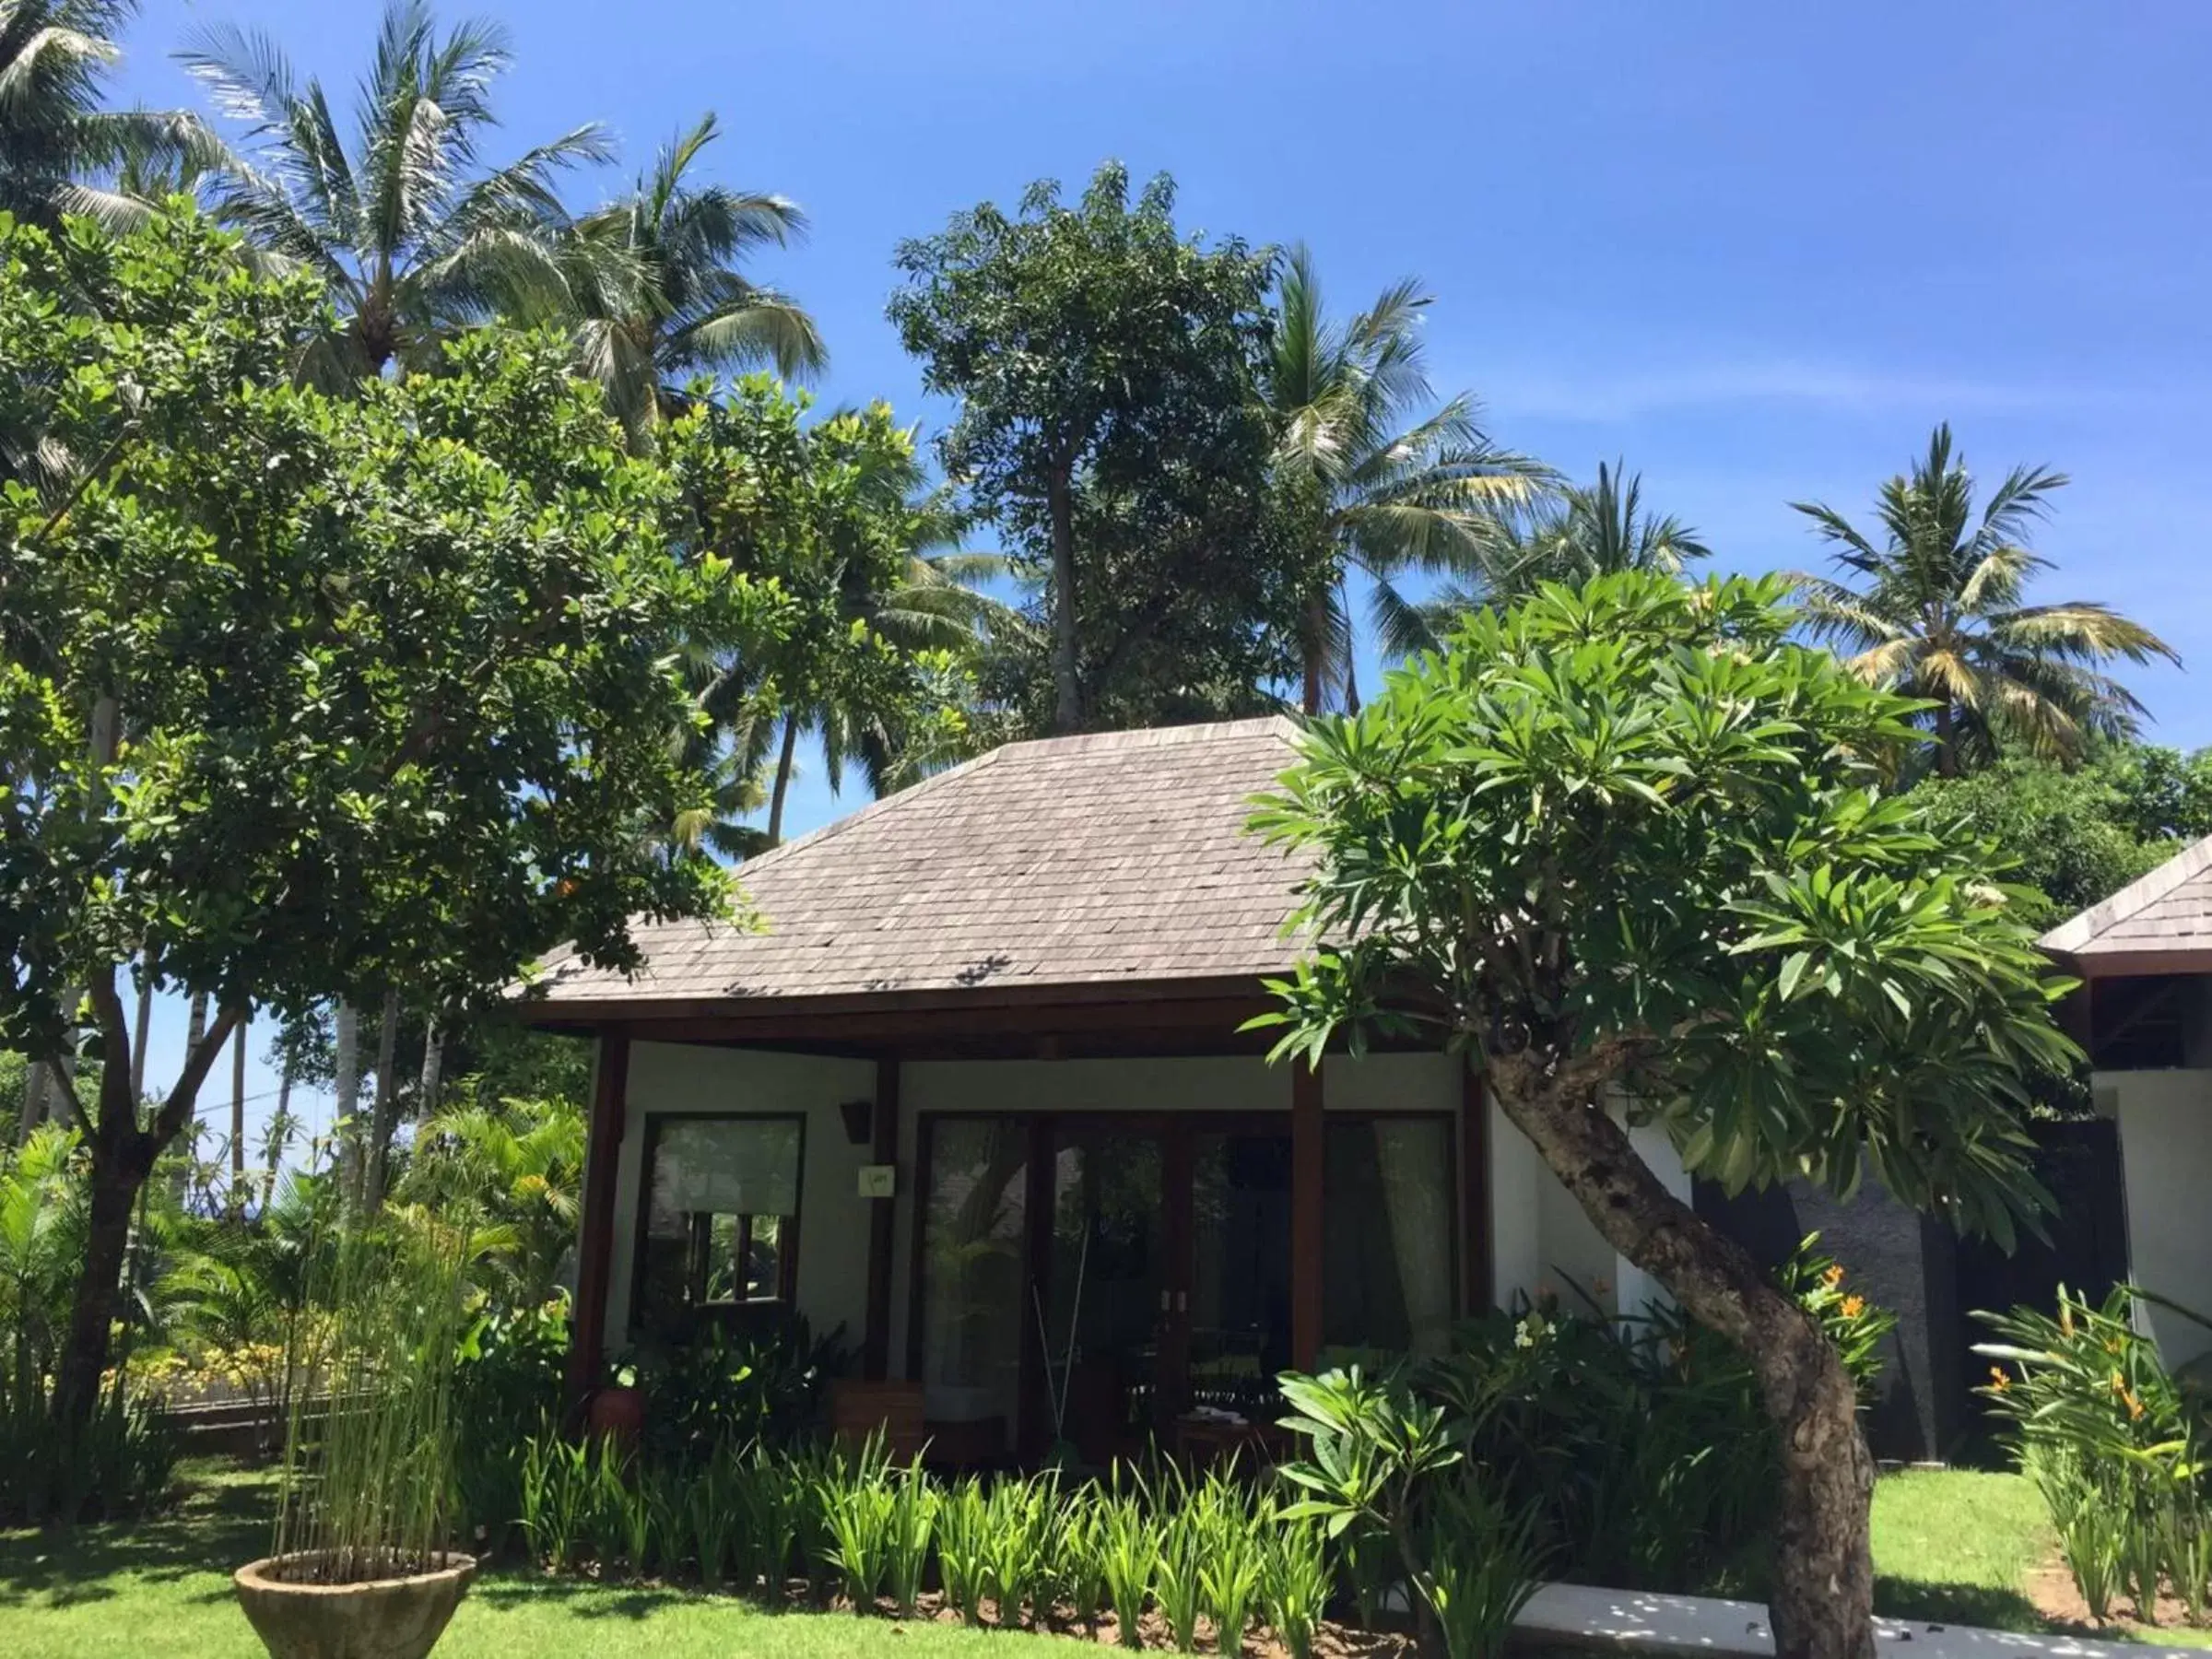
556,112,821,452
1414,460,1709,634
1262,244,1548,713
177,0,613,385
1789,424,2178,776
0,0,214,229
760,431,1012,842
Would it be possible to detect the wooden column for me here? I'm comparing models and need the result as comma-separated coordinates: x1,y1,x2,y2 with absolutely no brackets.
1461,1060,1492,1315
861,1055,900,1380
565,1026,630,1416
1290,1058,1324,1371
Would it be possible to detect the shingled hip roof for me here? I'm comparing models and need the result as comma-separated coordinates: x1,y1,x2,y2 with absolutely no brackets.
526,716,1318,1011
2041,831,2212,978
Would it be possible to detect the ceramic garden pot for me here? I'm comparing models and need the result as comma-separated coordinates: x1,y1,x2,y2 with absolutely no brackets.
233,1551,477,1659
585,1382,645,1448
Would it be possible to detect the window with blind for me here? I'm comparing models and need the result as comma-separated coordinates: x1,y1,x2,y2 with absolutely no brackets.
633,1115,805,1335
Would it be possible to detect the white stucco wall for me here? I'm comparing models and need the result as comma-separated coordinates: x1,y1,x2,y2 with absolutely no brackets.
601,1041,877,1350
2103,1066,2212,1368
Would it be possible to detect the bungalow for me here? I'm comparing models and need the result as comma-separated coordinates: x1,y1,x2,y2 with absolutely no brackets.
2041,831,2212,1368
518,717,1672,1461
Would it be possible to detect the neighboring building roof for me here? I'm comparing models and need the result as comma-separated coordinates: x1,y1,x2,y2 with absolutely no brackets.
526,716,1315,1013
2041,832,2212,978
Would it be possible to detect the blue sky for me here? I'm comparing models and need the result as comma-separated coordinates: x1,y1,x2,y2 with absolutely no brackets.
105,0,2211,1135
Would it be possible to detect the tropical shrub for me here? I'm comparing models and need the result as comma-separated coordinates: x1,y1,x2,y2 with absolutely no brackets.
635,1313,849,1469
1979,1286,2212,1624
451,1297,569,1544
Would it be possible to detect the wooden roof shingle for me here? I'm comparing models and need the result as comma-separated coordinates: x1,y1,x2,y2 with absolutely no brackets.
527,716,1315,1011
2041,831,2212,977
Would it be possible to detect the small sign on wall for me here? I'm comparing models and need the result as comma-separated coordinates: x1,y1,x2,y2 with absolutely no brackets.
858,1164,897,1200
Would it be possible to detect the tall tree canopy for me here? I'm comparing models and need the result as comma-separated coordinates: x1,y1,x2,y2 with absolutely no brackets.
0,0,209,229
1790,423,2177,777
889,160,1306,734
178,0,613,384
0,208,773,1430
556,112,822,453
1252,571,2074,1659
1912,744,2212,924
1260,243,1545,713
656,376,979,851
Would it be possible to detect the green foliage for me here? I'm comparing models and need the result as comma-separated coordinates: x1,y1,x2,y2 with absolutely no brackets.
933,1475,991,1627
1257,1515,1331,1659
890,160,1302,733
451,1297,569,1544
1424,1479,1546,1659
1094,1475,1157,1647
1912,746,2212,925
405,1099,585,1308
634,1315,849,1470
1978,1287,2212,1623
0,205,771,1419
820,1432,897,1612
1250,570,2077,1248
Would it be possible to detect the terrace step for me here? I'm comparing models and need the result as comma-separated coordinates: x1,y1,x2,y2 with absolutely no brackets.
1515,1583,2200,1659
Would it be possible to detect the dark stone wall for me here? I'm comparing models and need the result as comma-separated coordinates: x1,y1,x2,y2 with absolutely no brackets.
1696,1176,1963,1462
1698,1119,2127,1465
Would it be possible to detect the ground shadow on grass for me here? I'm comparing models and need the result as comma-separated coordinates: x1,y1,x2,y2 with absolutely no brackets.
0,1463,274,1611
471,1574,712,1621
1875,1577,2064,1631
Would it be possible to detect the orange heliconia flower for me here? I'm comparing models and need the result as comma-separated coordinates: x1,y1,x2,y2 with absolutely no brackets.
1841,1295,1866,1321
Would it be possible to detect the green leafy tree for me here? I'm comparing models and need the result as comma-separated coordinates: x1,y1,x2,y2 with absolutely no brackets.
402,1097,582,1305
0,208,771,1432
555,112,821,453
1261,244,1546,713
889,160,1292,733
1911,745,2212,924
0,0,212,229
1790,424,2177,777
1250,571,2076,1659
178,0,613,385
658,377,979,850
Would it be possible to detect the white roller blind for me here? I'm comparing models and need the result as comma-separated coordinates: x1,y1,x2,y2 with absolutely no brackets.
646,1118,802,1237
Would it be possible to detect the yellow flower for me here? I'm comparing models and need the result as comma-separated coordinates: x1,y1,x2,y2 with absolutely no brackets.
1987,1366,2012,1394
2123,1387,2147,1422
2105,1337,2125,1356
1822,1264,1846,1289
1841,1295,1866,1321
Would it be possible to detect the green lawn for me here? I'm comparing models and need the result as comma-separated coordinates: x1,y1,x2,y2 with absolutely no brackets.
0,1465,1038,1659
7,1461,2211,1654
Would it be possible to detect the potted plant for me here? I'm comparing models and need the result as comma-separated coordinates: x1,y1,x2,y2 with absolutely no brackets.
234,1200,483,1659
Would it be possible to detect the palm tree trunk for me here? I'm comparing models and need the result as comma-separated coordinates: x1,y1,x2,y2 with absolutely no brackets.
1048,463,1082,734
263,1063,292,1210
417,1020,445,1121
363,990,402,1215
129,971,153,1101
1934,700,1959,778
18,1060,46,1144
334,1000,362,1208
229,1018,248,1217
767,712,801,846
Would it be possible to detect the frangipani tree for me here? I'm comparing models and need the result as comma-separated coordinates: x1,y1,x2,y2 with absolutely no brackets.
1250,571,2075,1659
0,209,772,1433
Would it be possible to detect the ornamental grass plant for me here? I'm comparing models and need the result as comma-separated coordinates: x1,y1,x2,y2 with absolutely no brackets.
268,1200,483,1583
